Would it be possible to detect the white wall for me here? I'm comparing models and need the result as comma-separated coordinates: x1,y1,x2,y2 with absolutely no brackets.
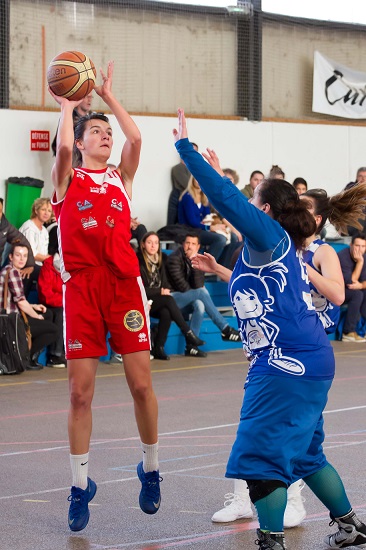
0,109,364,231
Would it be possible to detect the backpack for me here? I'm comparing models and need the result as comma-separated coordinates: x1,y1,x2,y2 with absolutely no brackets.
0,271,31,374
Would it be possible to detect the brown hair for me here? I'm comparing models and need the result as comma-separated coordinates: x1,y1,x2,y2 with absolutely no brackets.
303,183,366,235
259,179,316,249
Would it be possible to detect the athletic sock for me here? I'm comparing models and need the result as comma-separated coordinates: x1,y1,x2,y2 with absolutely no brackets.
304,463,351,518
141,441,159,473
70,452,89,490
254,487,287,532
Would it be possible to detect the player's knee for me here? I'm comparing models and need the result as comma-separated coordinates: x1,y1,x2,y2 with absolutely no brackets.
130,380,153,403
246,479,287,504
69,386,93,411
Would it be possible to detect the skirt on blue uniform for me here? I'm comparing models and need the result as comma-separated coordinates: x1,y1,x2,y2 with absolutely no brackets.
226,374,333,485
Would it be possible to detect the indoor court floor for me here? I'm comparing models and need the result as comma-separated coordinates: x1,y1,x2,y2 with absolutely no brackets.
1,342,366,550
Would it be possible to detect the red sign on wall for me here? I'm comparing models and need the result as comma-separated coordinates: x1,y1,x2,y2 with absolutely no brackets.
30,130,50,151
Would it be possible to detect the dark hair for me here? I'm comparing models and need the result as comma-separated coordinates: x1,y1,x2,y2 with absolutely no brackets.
140,231,162,272
73,113,110,166
250,170,264,180
303,184,366,235
351,232,366,244
10,239,28,256
293,177,307,189
259,179,316,249
184,232,200,244
191,142,199,151
0,198,3,205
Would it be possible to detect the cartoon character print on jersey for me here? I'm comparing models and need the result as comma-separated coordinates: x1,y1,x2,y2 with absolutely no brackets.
230,262,305,376
310,289,336,331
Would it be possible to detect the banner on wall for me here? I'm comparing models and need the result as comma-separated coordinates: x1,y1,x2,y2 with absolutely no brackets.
312,51,366,119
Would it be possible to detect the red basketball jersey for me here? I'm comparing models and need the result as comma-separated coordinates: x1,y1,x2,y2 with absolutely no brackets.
52,167,140,282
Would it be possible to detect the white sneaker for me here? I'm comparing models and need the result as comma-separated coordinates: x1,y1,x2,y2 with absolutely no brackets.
211,493,253,523
284,480,306,528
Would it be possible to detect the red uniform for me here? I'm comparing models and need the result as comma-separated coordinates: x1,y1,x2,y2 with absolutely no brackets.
52,167,150,358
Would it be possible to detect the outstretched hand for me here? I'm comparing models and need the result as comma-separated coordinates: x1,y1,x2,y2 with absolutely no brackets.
173,108,188,143
94,60,114,99
202,148,225,176
191,252,218,274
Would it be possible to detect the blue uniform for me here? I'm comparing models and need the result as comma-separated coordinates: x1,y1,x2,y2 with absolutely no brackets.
175,138,335,484
302,239,340,334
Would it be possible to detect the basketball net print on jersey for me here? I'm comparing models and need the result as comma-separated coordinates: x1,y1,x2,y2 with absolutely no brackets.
230,262,306,376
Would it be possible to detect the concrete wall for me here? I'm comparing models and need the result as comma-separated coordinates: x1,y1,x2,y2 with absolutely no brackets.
0,109,363,231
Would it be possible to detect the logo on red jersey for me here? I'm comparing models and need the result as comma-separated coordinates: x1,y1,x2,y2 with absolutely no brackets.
68,339,82,351
77,199,93,211
106,216,115,228
76,172,85,180
90,183,108,194
124,310,145,332
111,198,123,211
81,216,98,230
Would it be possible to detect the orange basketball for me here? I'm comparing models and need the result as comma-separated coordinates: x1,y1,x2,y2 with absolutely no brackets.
47,51,97,101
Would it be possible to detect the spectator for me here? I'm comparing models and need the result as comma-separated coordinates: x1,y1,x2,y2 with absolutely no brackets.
44,211,58,255
338,233,366,342
344,166,366,191
37,245,66,368
137,231,204,360
269,164,285,179
223,168,240,185
166,233,240,356
167,143,198,225
240,170,264,199
0,197,35,278
130,216,148,246
19,197,52,271
293,177,308,195
178,176,238,267
0,241,58,369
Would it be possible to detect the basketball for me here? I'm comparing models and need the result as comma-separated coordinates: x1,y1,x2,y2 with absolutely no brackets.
47,51,97,101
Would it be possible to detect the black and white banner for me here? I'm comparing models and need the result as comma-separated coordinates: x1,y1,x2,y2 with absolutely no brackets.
313,51,366,119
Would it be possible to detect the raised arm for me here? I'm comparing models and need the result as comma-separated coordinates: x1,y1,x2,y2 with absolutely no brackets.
173,109,284,252
49,90,83,201
94,61,141,197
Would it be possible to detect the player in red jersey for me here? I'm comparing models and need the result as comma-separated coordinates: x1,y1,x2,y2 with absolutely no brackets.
49,61,161,531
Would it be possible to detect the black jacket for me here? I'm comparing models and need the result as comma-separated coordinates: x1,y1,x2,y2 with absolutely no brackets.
166,246,205,292
137,251,171,300
0,214,35,266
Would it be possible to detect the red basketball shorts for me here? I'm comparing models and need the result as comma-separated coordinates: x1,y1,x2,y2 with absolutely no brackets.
63,266,151,359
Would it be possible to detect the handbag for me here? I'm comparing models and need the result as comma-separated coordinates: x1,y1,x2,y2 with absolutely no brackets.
0,270,30,374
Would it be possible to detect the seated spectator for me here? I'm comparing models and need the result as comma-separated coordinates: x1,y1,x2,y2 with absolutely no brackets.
167,143,199,225
37,245,66,368
0,197,35,289
166,233,240,356
223,168,240,186
130,216,148,247
44,211,58,255
269,164,285,179
338,233,366,342
293,177,308,195
137,231,205,360
344,166,366,191
239,170,264,199
0,241,58,369
19,198,53,282
178,176,238,268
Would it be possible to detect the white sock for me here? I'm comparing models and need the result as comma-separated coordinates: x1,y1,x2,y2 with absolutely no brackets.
141,441,159,473
234,478,250,499
70,452,89,490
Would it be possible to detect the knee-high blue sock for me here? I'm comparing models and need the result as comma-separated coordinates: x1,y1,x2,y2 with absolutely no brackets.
254,487,287,532
304,463,351,518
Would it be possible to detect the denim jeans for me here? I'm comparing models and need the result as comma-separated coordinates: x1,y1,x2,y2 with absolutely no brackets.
172,287,227,336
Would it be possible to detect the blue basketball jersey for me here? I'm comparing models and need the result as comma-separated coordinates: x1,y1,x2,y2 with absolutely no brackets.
302,239,340,334
175,138,335,381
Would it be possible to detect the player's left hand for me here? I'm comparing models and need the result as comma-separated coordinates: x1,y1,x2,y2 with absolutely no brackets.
94,61,114,99
202,148,225,176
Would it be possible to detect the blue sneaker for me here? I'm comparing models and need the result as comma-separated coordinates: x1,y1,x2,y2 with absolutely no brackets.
67,477,97,531
137,461,162,514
